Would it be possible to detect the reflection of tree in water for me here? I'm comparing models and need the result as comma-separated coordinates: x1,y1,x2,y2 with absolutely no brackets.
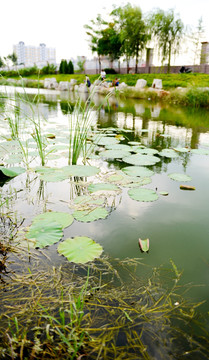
60,101,75,115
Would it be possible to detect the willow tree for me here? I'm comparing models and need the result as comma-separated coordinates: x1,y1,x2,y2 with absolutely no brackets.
148,9,184,73
112,3,149,73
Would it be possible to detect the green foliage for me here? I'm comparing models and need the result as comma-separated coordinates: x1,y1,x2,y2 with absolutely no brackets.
112,4,149,73
41,63,57,75
0,56,5,68
68,60,74,74
104,68,117,74
7,52,18,65
148,9,184,73
98,22,122,63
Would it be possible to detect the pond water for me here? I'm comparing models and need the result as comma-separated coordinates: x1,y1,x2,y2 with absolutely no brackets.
0,87,209,324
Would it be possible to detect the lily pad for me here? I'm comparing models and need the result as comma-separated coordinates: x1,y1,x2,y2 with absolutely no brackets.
88,183,120,193
128,188,159,202
168,173,192,182
173,147,190,153
132,148,159,155
62,165,100,177
26,220,63,248
58,236,103,264
123,154,161,166
100,149,131,159
105,144,132,151
33,212,74,229
94,136,119,146
122,166,154,177
0,166,26,178
159,149,178,158
73,207,108,222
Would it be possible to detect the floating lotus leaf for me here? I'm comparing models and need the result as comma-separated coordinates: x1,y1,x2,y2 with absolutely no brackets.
33,212,74,229
39,169,69,182
128,141,141,145
123,154,161,166
0,166,26,178
122,166,154,177
105,144,132,151
94,137,119,146
26,220,63,248
73,207,108,222
100,149,131,159
106,174,124,183
173,147,190,153
128,188,159,202
58,236,103,264
126,177,152,187
74,195,105,207
46,134,56,139
191,149,209,155
168,173,192,182
62,165,100,177
132,148,159,155
159,149,178,158
88,183,119,193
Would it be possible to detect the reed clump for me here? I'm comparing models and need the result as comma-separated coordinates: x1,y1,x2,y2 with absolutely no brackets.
0,252,208,360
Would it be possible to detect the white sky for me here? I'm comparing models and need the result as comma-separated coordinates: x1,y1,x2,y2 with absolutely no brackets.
1,0,209,64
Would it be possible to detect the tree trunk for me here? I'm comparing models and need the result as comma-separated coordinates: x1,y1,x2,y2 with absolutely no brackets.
135,55,138,74
126,57,129,74
118,59,120,74
168,41,171,74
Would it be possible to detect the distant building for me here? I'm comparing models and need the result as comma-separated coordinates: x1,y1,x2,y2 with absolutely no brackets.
200,42,209,64
13,41,56,67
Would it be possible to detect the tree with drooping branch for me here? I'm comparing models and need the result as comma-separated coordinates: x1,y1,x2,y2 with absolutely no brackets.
148,8,184,73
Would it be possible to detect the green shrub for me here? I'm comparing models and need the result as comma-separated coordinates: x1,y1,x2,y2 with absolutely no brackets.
104,68,117,74
41,63,57,75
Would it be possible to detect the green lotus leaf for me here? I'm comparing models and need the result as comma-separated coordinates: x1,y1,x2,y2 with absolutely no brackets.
128,141,141,145
106,174,125,183
125,177,152,187
191,149,209,155
122,166,154,177
33,212,74,229
105,144,132,151
128,188,159,202
58,236,103,264
0,166,26,178
39,169,69,182
159,149,179,158
88,183,119,193
132,148,159,155
74,195,105,206
123,154,161,166
168,173,192,182
73,207,108,222
173,147,190,153
62,165,100,177
94,137,119,146
100,149,131,159
26,220,63,248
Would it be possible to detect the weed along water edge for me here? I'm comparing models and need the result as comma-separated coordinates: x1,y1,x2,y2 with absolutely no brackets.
0,86,209,359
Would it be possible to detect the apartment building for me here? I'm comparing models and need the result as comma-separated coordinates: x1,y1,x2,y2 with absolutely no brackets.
13,42,56,67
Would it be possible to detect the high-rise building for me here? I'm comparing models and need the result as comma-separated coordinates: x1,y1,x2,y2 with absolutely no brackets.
13,42,56,67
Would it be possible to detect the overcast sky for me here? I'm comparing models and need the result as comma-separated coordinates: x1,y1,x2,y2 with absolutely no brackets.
1,0,209,63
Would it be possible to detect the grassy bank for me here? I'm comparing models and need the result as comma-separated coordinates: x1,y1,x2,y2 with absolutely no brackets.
1,72,209,89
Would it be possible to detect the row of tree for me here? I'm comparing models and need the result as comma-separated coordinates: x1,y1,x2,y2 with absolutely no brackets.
84,3,204,74
59,59,74,74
